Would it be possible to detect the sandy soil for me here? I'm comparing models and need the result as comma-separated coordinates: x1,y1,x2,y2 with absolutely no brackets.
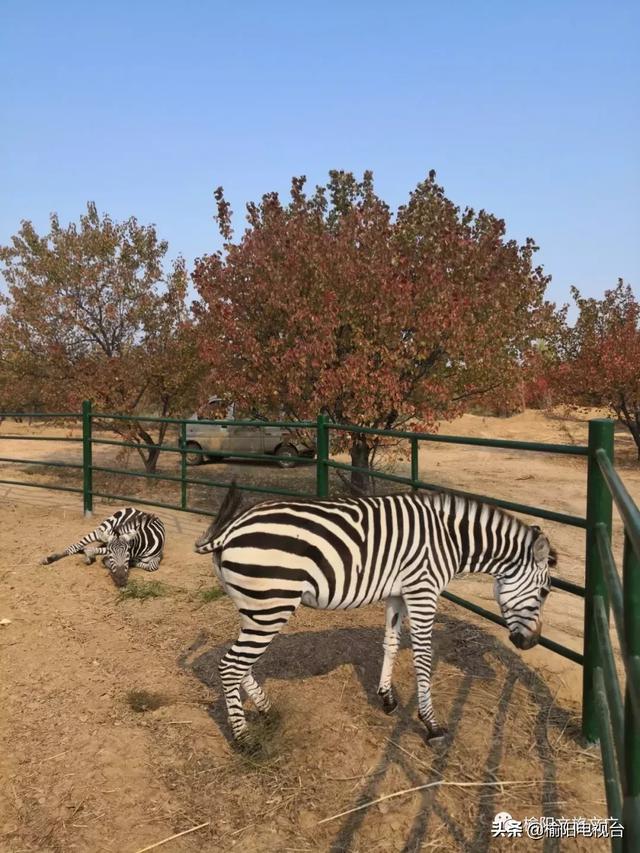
1,409,638,852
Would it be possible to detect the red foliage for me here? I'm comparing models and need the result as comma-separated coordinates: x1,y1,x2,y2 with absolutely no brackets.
0,204,207,471
520,349,555,410
193,173,552,439
554,281,640,458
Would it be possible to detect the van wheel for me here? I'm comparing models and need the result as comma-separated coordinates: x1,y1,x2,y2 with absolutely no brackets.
186,441,204,466
276,444,297,469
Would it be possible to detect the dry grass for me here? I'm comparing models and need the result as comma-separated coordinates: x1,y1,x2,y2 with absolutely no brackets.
126,689,170,713
193,584,225,604
117,578,169,601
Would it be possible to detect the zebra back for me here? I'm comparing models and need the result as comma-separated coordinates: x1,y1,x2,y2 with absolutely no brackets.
122,511,165,560
199,487,553,611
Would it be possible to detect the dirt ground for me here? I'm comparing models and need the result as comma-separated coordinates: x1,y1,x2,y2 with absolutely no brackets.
1,409,639,852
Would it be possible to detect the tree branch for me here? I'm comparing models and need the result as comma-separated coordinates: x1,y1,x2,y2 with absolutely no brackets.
451,383,501,402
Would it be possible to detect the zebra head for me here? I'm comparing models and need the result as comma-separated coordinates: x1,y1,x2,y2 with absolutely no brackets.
104,535,132,587
494,525,556,651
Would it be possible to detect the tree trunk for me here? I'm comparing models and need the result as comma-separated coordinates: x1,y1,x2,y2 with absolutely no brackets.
630,422,640,462
136,424,161,474
349,435,372,495
144,445,161,473
616,403,640,463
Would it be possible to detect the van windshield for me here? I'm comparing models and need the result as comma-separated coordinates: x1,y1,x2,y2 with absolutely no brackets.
195,400,234,420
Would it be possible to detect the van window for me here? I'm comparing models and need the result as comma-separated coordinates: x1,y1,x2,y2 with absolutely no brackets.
195,400,230,420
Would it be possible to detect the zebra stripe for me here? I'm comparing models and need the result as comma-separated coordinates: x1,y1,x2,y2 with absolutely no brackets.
41,508,165,587
195,487,556,743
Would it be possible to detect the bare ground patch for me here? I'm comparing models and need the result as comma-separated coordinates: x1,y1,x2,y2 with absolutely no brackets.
0,497,609,853
2,409,638,851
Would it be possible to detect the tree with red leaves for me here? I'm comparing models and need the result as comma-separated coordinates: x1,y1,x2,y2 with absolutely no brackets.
518,342,557,410
193,171,554,492
0,204,206,471
554,281,640,460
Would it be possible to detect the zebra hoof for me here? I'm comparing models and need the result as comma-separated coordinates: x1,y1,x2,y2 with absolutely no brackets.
234,731,260,756
424,724,449,745
379,691,398,715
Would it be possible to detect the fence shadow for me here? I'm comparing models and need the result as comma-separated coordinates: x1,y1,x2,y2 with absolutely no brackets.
182,612,577,852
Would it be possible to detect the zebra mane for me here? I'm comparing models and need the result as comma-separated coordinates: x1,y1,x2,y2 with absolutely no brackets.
244,486,536,536
422,487,534,535
424,487,557,568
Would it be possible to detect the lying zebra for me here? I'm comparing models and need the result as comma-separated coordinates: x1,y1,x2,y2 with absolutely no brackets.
195,482,556,745
41,507,165,587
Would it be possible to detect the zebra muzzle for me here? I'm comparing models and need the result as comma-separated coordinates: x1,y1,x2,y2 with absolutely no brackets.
110,568,130,588
509,630,539,651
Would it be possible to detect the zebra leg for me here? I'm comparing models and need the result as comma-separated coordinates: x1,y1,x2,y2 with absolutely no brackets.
83,546,109,565
219,608,296,742
138,556,161,572
241,671,271,713
377,596,406,714
403,588,448,743
40,530,104,565
40,551,67,565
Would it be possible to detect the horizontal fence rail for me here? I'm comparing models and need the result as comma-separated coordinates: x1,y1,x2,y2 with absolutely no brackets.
95,410,317,429
0,456,84,469
0,412,81,419
441,589,584,665
329,421,590,455
0,434,83,442
326,458,588,528
2,404,639,848
0,402,601,671
0,478,85,495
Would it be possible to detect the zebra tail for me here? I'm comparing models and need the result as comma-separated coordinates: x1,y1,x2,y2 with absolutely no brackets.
194,480,242,553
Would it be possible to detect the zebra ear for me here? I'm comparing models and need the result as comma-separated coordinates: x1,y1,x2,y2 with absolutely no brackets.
118,531,137,544
533,534,550,563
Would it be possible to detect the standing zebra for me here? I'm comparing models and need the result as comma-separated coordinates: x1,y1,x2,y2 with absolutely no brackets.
41,507,165,587
195,482,556,744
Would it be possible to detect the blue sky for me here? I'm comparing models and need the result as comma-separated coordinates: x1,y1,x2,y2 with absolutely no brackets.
1,1,638,311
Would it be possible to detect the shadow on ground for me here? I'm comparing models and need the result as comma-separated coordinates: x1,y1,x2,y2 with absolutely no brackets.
182,613,579,853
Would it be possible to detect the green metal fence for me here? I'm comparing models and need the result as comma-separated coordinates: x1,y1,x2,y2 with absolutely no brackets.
1,403,639,846
588,435,640,852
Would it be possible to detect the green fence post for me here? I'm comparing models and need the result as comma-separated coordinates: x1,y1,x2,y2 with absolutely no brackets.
583,418,615,742
179,421,188,511
82,400,93,516
623,532,640,851
411,437,419,491
316,414,329,498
